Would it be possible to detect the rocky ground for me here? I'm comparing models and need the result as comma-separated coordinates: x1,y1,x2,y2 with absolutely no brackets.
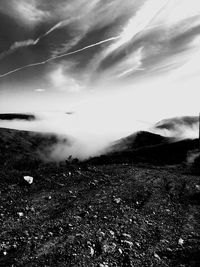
1,160,200,266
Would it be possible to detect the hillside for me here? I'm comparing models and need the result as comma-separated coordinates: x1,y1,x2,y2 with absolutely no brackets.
93,131,199,165
0,128,71,171
0,127,200,266
110,131,169,151
108,131,170,152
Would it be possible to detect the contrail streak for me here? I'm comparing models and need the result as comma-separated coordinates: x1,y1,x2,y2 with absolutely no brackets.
0,20,69,61
88,0,169,76
0,36,120,78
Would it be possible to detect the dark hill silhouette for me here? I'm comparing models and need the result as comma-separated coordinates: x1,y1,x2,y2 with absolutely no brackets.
0,113,36,121
109,131,171,152
0,128,70,171
90,131,198,165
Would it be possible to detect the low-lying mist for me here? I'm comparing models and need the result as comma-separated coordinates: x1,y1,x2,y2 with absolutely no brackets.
0,79,199,162
151,116,199,140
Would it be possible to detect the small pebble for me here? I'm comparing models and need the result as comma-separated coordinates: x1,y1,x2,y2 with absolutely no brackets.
123,240,133,247
89,246,95,257
122,233,131,238
154,252,161,260
109,230,115,236
114,198,121,204
118,248,123,254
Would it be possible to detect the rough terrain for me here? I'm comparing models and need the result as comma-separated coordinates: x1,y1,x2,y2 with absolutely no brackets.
0,128,200,266
1,162,200,266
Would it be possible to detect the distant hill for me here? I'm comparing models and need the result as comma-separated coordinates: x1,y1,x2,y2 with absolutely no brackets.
90,131,199,165
0,128,70,171
0,114,199,168
0,113,36,121
109,131,171,153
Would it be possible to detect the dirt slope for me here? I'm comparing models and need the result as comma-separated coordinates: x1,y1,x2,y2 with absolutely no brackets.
1,161,200,266
0,127,200,266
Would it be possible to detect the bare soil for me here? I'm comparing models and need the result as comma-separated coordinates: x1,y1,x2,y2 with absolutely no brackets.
1,161,200,267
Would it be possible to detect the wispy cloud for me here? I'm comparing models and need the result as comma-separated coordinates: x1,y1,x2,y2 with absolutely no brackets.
48,64,82,93
0,39,39,60
106,0,168,53
14,0,50,25
89,0,168,75
95,47,144,82
1,0,200,93
0,18,75,61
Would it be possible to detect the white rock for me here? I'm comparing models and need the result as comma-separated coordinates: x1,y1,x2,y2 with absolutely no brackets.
99,264,108,267
135,242,140,247
89,246,95,257
122,233,131,238
178,238,184,245
24,176,33,184
114,197,121,204
109,230,115,236
195,184,200,191
154,252,161,260
118,248,123,254
123,240,133,247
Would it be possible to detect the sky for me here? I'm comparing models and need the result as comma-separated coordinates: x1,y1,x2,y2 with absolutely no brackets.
0,0,200,158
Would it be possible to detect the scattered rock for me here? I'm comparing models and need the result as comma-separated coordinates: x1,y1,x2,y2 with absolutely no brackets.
99,263,109,267
89,246,95,257
114,197,121,204
109,230,115,236
178,238,184,246
118,248,123,254
154,252,161,260
122,233,131,239
195,184,200,191
103,243,116,253
23,176,33,184
122,240,133,247
135,242,140,248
